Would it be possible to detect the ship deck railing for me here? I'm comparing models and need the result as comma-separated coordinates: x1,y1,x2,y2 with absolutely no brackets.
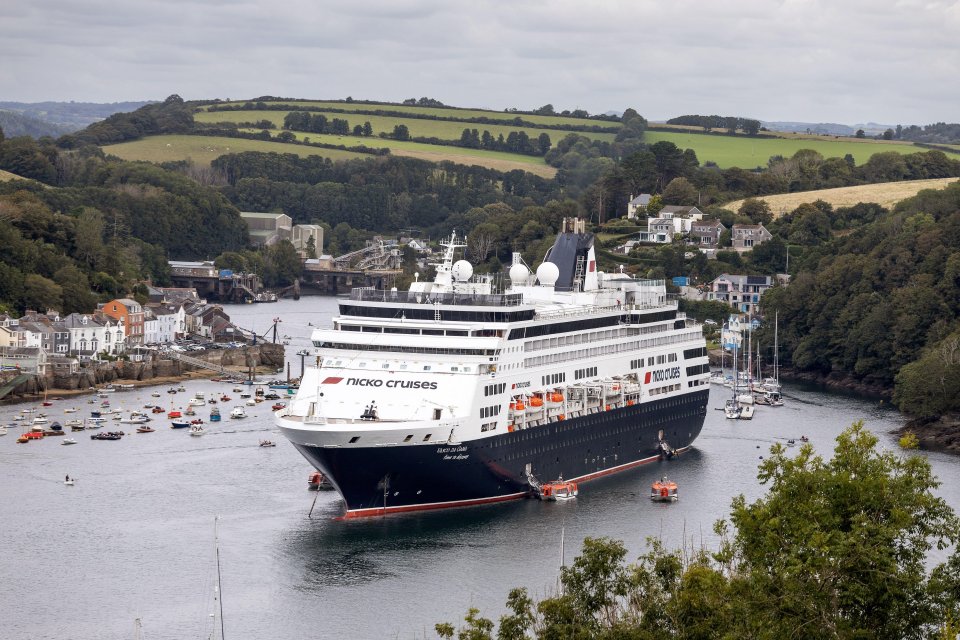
533,298,677,321
350,288,525,307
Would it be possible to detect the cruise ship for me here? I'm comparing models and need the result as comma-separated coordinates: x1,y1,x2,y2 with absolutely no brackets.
276,218,710,518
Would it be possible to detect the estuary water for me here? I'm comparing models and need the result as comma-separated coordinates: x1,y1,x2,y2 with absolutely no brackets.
3,297,959,640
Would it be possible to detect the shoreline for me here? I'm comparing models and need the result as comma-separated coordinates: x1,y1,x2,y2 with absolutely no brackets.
2,366,285,407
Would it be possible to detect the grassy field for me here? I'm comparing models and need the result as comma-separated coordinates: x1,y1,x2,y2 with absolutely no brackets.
644,130,960,169
101,135,368,166
0,169,27,182
255,130,556,177
724,178,960,215
101,133,557,178
200,100,619,129
195,109,616,144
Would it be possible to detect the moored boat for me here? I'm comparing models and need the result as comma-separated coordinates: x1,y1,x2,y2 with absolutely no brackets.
308,471,333,490
229,406,247,419
210,408,221,422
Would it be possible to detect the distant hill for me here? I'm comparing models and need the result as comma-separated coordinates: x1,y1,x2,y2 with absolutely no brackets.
0,100,154,134
0,110,72,138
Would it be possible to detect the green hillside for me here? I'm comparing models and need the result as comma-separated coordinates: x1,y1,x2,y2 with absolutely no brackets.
194,109,616,144
101,134,368,165
201,100,611,129
644,130,960,168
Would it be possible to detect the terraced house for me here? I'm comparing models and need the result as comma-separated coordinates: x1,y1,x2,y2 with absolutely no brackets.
101,298,144,346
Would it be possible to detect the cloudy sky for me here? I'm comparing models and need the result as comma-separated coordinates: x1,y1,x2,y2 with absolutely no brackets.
2,0,958,125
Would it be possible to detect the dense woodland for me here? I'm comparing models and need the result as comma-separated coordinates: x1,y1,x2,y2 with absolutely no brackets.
1,97,960,420
437,423,960,639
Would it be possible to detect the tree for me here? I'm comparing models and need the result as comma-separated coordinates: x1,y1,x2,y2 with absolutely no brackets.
738,198,773,225
883,128,895,140
728,422,960,639
305,234,317,259
661,177,698,206
362,121,373,137
22,273,62,312
392,124,410,141
855,129,866,138
439,422,960,639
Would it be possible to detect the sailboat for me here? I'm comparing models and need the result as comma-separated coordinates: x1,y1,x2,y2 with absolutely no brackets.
724,339,742,419
756,311,784,406
211,516,225,640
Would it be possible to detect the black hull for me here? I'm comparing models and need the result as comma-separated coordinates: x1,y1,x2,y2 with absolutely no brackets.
295,389,709,517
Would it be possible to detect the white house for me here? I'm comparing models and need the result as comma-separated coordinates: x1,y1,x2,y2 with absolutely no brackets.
627,194,652,220
143,307,159,345
149,304,184,343
638,207,704,244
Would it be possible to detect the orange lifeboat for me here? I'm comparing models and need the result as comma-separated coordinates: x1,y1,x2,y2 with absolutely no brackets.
650,477,679,502
539,479,578,501
513,401,525,411
529,395,544,408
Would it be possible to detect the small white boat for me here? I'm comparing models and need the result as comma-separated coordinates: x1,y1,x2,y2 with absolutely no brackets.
64,407,78,414
738,403,755,420
64,476,75,485
32,415,49,425
230,406,247,419
0,425,7,436
723,399,740,419
118,413,150,424
189,425,205,437
61,438,77,445
245,398,256,406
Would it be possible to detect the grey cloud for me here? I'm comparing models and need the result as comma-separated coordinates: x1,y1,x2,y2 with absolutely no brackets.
1,0,958,124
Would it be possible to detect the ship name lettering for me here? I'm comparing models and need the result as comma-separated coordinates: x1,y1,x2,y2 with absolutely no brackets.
436,446,467,454
346,378,438,389
650,367,681,383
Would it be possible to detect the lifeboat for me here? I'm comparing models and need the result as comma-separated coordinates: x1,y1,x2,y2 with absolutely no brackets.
511,400,525,412
167,410,182,419
539,479,578,501
650,477,679,502
526,395,544,412
546,392,564,407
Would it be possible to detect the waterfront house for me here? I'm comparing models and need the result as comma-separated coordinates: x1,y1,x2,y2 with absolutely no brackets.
706,274,774,315
0,346,47,375
731,223,773,252
101,298,145,346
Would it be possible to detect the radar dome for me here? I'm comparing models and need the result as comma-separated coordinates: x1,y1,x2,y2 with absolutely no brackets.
509,263,530,284
451,260,474,282
536,262,560,287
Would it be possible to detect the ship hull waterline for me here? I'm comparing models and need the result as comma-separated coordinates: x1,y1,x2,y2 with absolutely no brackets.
282,389,709,518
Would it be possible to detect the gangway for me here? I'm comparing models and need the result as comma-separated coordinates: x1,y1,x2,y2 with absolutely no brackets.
0,373,32,401
166,351,228,375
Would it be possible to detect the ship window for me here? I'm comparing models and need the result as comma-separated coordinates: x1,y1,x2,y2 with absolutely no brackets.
423,365,432,371
403,435,413,442
349,436,360,444
400,364,408,369
382,363,390,369
432,409,442,420
423,433,432,441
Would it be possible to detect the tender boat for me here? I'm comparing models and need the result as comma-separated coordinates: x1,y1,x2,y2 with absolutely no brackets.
308,471,334,490
64,476,75,485
170,421,191,429
538,479,578,501
64,407,78,414
168,410,182,418
259,440,276,447
271,403,286,411
189,425,205,437
61,438,77,445
650,477,679,502
136,426,155,433
229,406,247,419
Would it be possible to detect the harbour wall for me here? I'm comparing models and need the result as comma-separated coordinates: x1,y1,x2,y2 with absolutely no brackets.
1,343,285,403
